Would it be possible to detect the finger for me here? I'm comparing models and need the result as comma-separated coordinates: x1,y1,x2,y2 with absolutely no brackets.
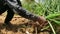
39,21,48,28
42,21,48,27
43,21,48,26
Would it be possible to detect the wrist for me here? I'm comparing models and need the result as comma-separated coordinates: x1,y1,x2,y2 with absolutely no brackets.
32,16,39,22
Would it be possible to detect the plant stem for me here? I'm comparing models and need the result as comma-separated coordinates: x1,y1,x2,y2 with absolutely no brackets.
35,27,37,34
48,21,56,34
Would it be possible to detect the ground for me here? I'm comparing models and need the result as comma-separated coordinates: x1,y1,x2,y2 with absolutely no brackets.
0,12,50,34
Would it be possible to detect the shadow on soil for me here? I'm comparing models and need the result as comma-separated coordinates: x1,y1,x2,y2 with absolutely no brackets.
0,23,29,32
0,23,51,34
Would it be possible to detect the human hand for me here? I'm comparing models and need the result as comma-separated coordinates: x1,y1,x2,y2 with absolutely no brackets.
36,16,48,28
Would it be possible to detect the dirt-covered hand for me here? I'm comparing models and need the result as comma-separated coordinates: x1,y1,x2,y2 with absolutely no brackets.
36,16,48,28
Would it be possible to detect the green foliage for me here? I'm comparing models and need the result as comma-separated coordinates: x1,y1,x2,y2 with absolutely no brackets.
22,0,60,25
21,0,60,34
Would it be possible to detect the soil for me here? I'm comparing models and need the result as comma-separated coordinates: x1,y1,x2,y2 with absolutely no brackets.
0,12,50,34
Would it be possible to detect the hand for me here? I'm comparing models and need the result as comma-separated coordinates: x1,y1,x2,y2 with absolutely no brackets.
36,16,48,28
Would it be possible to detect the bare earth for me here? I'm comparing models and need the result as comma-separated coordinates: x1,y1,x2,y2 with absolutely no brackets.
0,12,49,34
